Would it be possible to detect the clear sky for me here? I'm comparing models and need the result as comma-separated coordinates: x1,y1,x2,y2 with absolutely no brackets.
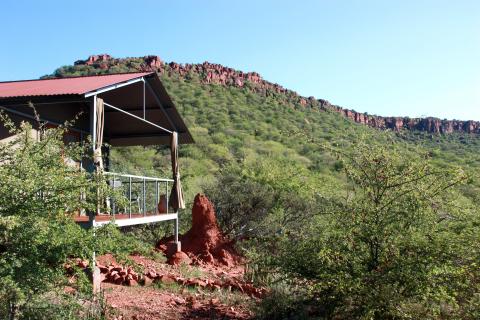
1,0,479,120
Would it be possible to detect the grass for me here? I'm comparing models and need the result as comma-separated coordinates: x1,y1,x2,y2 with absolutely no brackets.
177,263,207,279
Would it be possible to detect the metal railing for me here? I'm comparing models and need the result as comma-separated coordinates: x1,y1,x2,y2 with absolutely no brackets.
104,171,173,218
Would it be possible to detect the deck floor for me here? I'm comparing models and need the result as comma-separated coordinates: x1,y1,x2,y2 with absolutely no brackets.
74,213,172,223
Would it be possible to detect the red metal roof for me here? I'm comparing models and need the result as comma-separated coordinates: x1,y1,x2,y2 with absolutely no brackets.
0,72,152,98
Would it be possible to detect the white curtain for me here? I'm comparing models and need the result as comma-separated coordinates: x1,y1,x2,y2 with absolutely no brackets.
169,131,185,210
94,97,105,214
93,97,104,171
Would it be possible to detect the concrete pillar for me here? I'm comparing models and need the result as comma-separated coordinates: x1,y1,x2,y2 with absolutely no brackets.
92,266,101,294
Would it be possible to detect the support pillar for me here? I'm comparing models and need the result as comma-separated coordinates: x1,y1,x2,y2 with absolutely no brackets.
166,215,181,255
174,215,181,252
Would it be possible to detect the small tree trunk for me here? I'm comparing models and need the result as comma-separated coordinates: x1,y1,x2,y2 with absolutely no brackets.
9,301,17,320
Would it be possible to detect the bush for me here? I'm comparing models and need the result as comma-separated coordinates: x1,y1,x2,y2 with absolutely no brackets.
204,159,321,240
0,114,104,319
204,166,276,238
254,137,480,319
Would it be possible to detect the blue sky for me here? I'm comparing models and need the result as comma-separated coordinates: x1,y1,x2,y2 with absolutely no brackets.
1,0,479,120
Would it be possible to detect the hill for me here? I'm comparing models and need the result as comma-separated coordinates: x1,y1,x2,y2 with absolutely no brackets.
47,54,480,208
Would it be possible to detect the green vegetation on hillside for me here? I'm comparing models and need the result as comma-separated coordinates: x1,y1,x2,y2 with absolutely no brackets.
251,138,478,319
50,61,480,210
47,59,480,319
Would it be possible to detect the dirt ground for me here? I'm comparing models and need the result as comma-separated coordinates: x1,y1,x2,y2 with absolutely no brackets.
104,283,253,320
101,256,255,320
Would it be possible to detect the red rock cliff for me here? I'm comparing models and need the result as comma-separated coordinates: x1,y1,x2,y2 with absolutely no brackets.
73,55,480,134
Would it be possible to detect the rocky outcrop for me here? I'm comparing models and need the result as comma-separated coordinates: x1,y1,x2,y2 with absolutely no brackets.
74,54,111,67
95,259,266,298
72,255,267,298
142,55,163,71
328,105,480,134
168,251,192,266
72,54,480,134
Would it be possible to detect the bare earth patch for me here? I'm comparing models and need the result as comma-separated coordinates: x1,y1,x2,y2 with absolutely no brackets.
102,269,254,320
97,252,257,319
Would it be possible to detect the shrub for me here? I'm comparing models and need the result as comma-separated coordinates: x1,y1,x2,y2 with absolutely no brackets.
0,113,103,319
255,137,480,319
204,166,276,238
204,158,321,240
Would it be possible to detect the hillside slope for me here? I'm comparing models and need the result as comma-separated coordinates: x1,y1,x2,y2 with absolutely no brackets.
47,55,480,207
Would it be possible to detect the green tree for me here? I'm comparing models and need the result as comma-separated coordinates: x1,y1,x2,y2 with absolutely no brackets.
0,113,99,319
258,137,478,319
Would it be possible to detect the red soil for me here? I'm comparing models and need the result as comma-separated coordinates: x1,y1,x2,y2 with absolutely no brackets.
104,282,253,320
95,254,260,320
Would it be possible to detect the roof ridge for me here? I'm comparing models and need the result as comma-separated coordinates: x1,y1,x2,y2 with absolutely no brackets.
0,71,154,84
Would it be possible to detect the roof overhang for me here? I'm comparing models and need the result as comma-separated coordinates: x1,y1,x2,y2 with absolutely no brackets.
84,76,145,98
0,72,194,146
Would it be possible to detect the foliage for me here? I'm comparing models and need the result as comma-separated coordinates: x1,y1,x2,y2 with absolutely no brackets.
94,223,158,261
203,164,276,238
0,113,116,319
204,158,322,239
255,137,479,319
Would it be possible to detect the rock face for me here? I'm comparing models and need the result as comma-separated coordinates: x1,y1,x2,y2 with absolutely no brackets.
142,55,163,71
329,105,480,134
72,54,480,135
157,194,240,267
74,54,111,66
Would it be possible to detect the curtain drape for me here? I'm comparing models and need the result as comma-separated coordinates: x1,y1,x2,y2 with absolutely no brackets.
93,97,104,171
94,97,105,214
169,131,185,210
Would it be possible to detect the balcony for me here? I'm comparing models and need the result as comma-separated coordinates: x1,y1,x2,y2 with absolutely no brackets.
74,172,179,228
